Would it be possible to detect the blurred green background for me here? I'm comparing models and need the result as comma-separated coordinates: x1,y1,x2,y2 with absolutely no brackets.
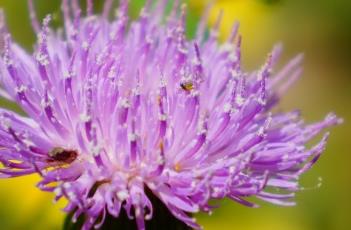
0,0,349,229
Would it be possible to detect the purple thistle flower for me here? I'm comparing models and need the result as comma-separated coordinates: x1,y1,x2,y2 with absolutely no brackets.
0,0,342,229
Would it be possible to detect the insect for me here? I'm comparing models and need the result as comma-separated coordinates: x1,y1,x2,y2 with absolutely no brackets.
47,147,78,164
180,81,194,92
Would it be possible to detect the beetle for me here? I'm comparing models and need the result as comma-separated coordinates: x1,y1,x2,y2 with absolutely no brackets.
47,147,78,164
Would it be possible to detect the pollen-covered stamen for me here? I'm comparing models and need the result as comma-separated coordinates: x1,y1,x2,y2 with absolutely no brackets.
176,83,202,155
0,126,45,177
193,43,204,84
174,112,209,165
118,97,130,125
174,4,188,65
250,142,299,167
80,28,100,78
158,92,168,139
154,140,166,176
85,121,105,167
233,35,242,64
294,132,330,176
258,115,273,137
81,73,96,141
172,91,200,152
36,15,52,87
131,74,142,113
41,91,70,138
302,113,342,141
235,74,246,107
110,0,129,42
231,171,269,199
69,6,81,42
208,101,233,142
0,111,51,155
228,21,240,44
129,119,139,164
256,54,273,105
138,0,152,39
234,115,273,155
3,36,39,115
102,65,121,118
63,54,78,117
6,127,40,155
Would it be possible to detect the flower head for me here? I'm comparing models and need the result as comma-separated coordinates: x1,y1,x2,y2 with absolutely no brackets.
0,1,342,229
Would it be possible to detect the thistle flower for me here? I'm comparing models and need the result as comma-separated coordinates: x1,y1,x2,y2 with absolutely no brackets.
0,0,342,229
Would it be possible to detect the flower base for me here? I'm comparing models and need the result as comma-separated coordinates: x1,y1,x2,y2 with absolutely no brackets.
63,189,192,230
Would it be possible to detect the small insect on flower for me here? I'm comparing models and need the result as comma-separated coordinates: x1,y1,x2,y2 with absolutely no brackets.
0,0,342,230
47,147,78,164
180,81,194,92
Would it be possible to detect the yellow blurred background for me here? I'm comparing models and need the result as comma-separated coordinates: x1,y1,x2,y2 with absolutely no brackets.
0,0,350,229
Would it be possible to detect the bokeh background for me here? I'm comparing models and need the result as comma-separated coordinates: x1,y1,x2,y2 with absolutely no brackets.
0,0,350,229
